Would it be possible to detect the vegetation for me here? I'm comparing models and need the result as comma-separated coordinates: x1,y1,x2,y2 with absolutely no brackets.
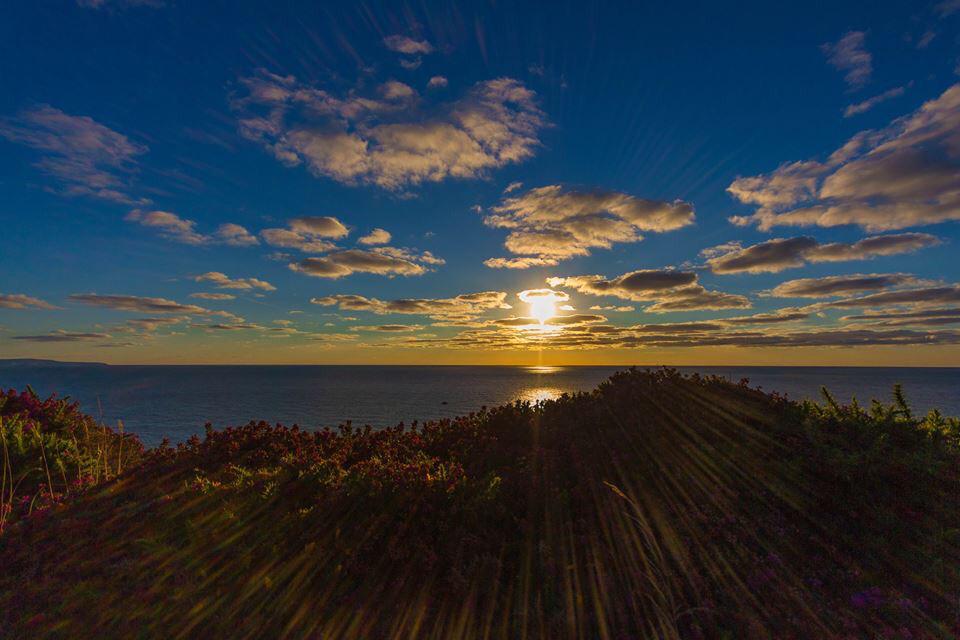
0,369,958,639
0,387,142,533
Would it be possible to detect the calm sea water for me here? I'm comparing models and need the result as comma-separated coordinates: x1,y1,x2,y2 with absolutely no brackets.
1,363,958,446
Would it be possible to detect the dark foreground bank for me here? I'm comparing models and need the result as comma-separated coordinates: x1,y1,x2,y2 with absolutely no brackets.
1,369,959,639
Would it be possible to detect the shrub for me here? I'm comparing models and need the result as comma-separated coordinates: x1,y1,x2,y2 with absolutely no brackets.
0,387,143,532
0,369,957,639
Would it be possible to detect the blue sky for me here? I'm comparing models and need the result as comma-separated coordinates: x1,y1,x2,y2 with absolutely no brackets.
1,0,959,364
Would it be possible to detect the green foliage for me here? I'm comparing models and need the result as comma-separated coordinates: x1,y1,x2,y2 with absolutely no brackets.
0,388,143,531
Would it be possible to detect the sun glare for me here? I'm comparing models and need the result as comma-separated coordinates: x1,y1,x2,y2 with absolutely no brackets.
529,298,556,325
518,288,569,327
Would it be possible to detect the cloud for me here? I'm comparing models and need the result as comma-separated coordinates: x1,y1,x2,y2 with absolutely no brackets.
769,273,929,298
259,216,348,252
0,105,146,203
189,292,236,301
589,305,635,312
503,181,523,194
383,35,434,55
289,216,349,237
483,185,695,265
357,228,392,245
841,307,960,327
119,316,187,335
844,85,907,117
69,293,211,315
260,230,337,253
822,31,872,89
719,309,811,325
491,314,606,328
729,84,960,231
196,322,264,331
213,223,259,246
233,70,546,189
517,288,569,303
483,256,560,269
311,291,510,320
125,210,207,244
289,249,430,279
820,285,960,309
548,269,750,312
350,324,425,332
705,233,940,274
77,0,164,8
646,328,960,348
12,330,111,342
393,318,960,352
935,0,960,17
916,30,936,50
549,270,696,297
427,76,448,89
0,294,58,310
261,217,440,279
125,210,258,246
193,272,275,291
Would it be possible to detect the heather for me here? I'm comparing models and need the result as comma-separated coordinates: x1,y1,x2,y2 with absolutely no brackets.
0,369,958,639
0,387,143,531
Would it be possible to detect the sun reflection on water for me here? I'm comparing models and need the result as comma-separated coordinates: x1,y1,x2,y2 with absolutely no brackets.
523,365,565,374
519,387,564,404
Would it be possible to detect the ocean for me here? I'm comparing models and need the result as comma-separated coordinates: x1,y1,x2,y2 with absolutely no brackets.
1,363,958,446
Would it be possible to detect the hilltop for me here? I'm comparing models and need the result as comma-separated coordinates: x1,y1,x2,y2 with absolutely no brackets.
1,369,958,639
0,359,108,368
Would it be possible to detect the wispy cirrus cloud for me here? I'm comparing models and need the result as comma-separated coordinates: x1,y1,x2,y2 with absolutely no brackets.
125,210,258,246
0,105,147,204
232,70,546,190
844,85,908,117
483,185,695,267
728,85,960,231
705,233,940,274
822,31,872,89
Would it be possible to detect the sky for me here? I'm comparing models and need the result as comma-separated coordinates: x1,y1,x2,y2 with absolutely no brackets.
1,0,959,365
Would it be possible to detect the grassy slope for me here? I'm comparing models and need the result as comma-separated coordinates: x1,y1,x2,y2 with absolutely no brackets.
1,368,958,639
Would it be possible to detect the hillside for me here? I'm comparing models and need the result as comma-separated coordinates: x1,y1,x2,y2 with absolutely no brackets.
1,369,958,639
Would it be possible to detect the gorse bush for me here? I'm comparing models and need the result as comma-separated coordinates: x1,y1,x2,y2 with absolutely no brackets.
0,387,142,531
0,369,957,639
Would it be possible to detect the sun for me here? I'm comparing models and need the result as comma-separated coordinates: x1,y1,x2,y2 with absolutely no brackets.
518,288,569,327
529,298,556,325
